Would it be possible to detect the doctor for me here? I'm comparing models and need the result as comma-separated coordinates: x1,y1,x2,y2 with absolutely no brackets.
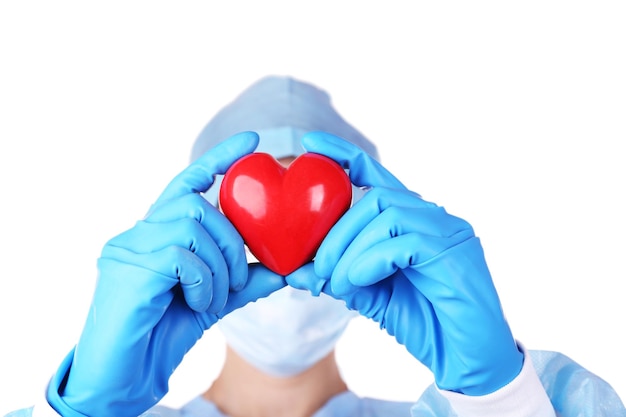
7,76,625,417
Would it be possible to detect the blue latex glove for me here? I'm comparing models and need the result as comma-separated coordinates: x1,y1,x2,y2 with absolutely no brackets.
287,131,524,395
47,131,286,417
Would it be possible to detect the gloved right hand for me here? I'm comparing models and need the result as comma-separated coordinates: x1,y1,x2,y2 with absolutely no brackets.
46,131,286,417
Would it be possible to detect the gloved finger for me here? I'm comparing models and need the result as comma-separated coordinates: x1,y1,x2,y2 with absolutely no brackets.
285,262,327,296
143,193,247,291
104,220,230,313
330,205,474,292
106,218,229,277
316,187,434,279
301,131,407,190
337,272,438,369
287,263,430,335
218,263,286,318
346,232,475,287
153,131,259,205
100,246,218,313
287,262,364,304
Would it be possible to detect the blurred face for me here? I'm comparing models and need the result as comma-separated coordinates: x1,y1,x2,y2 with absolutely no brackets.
217,153,355,377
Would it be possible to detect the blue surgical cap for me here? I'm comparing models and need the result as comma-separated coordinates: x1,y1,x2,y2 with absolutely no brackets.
191,75,378,204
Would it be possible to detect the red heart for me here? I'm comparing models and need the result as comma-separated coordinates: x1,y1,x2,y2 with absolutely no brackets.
220,152,352,275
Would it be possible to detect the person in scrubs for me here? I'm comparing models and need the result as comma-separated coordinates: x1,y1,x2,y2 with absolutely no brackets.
6,76,625,417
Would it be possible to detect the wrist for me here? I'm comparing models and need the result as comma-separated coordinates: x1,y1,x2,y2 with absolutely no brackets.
458,338,524,395
437,343,555,417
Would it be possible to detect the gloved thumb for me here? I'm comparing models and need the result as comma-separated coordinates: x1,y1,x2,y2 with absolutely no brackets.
301,131,407,191
154,131,260,205
219,264,286,318
285,263,327,296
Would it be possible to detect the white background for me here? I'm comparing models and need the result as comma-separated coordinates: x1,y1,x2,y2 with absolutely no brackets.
1,1,625,414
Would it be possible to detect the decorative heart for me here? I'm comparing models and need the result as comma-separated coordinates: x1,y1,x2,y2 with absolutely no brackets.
220,152,352,275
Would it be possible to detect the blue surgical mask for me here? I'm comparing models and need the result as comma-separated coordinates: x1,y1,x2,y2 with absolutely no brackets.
218,284,356,377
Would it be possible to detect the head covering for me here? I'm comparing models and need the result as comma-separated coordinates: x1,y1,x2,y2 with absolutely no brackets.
191,75,379,204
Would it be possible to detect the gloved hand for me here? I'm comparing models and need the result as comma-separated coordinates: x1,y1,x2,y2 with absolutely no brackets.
287,131,524,396
47,131,286,417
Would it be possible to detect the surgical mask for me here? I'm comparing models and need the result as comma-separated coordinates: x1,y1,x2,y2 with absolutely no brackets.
218,284,357,377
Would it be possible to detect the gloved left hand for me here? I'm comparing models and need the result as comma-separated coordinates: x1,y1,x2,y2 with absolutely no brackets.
287,131,524,396
46,132,286,417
